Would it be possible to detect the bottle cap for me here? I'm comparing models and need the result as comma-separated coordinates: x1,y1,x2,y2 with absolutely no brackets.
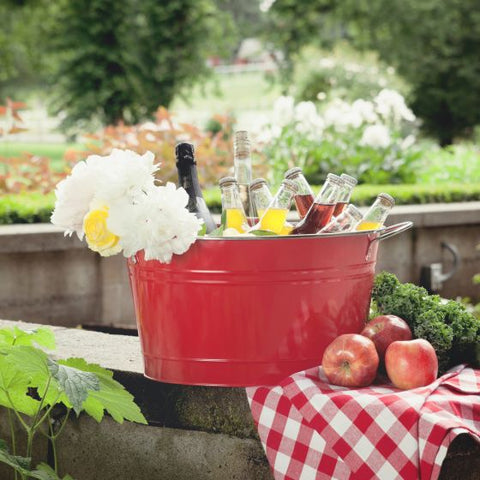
175,142,195,163
284,167,303,179
219,176,238,187
340,174,358,187
234,131,250,158
281,178,298,193
250,178,268,190
378,193,395,206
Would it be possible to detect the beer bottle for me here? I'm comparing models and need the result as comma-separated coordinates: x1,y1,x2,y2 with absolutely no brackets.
320,204,364,233
290,173,343,235
356,193,395,231
333,174,358,216
251,179,298,235
284,167,315,219
219,176,249,233
175,142,217,233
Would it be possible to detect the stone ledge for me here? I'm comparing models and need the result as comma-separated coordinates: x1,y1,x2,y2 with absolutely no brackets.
0,318,479,480
1,202,479,253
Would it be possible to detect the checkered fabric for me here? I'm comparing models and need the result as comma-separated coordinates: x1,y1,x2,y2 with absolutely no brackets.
247,365,480,480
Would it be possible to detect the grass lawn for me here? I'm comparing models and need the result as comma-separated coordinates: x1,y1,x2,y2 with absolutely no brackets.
172,70,281,128
0,142,82,171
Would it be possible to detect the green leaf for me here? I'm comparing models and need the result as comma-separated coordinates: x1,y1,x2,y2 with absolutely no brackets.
31,463,75,480
220,209,227,227
47,359,100,415
6,346,51,385
0,327,55,349
5,346,63,410
250,230,277,236
0,355,40,416
58,358,147,424
0,437,32,474
207,225,225,237
197,223,207,237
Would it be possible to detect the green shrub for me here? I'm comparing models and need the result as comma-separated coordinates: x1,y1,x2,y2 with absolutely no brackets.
204,183,480,213
2,184,480,222
0,192,55,224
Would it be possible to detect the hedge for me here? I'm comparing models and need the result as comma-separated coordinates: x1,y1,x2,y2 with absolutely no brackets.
205,183,480,213
2,183,480,224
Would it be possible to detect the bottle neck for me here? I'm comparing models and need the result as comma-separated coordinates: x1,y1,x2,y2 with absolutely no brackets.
271,184,296,210
234,154,252,185
251,185,273,211
177,159,203,200
362,199,393,224
221,184,245,211
315,179,341,204
289,173,313,196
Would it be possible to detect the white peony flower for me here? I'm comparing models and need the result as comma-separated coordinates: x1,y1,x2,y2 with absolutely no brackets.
374,89,416,123
352,99,378,124
360,124,391,148
294,101,324,137
93,149,158,204
272,95,295,127
323,99,363,132
51,149,158,239
51,160,98,239
107,182,203,263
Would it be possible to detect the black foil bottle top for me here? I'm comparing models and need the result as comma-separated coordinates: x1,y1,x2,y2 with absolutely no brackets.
175,142,196,167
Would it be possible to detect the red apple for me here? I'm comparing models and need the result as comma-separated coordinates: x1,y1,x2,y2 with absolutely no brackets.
361,315,412,361
385,339,438,390
322,334,379,388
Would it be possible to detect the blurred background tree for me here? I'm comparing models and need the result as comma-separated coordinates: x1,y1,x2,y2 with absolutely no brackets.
265,0,480,145
47,0,234,134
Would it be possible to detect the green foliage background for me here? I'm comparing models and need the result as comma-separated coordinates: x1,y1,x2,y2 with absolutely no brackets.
266,0,480,145
48,0,234,133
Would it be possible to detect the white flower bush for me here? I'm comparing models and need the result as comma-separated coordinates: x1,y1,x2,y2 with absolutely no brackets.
51,149,202,263
261,89,420,185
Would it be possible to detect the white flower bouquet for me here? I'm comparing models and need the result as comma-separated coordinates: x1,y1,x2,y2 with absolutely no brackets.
51,149,203,263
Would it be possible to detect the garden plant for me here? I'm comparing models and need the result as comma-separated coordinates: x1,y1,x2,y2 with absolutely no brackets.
0,326,146,480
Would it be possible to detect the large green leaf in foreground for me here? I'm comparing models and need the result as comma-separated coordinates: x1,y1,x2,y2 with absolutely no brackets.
58,358,147,424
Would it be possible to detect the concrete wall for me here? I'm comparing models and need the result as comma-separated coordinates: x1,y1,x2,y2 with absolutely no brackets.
0,319,478,480
0,202,479,328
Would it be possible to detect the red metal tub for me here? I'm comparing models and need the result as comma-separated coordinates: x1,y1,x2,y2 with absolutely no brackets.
127,222,412,386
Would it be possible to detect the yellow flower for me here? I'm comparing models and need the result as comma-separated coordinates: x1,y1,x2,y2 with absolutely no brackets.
83,207,122,256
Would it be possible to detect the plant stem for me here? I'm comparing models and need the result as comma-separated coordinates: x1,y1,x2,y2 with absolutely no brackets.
45,408,70,475
7,409,18,480
4,391,29,432
32,394,60,431
47,413,58,474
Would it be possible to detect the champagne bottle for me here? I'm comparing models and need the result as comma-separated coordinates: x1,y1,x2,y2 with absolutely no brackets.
175,142,216,233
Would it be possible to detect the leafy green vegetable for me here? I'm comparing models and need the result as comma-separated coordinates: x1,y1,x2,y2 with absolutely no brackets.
372,272,480,372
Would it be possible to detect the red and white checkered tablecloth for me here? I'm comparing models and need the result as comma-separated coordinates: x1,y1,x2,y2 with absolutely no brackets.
247,365,480,480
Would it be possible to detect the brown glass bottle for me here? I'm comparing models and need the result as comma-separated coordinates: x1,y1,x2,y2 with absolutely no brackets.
290,174,343,235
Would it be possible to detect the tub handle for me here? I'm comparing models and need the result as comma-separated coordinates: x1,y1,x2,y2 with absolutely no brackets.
365,221,413,261
377,221,413,242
